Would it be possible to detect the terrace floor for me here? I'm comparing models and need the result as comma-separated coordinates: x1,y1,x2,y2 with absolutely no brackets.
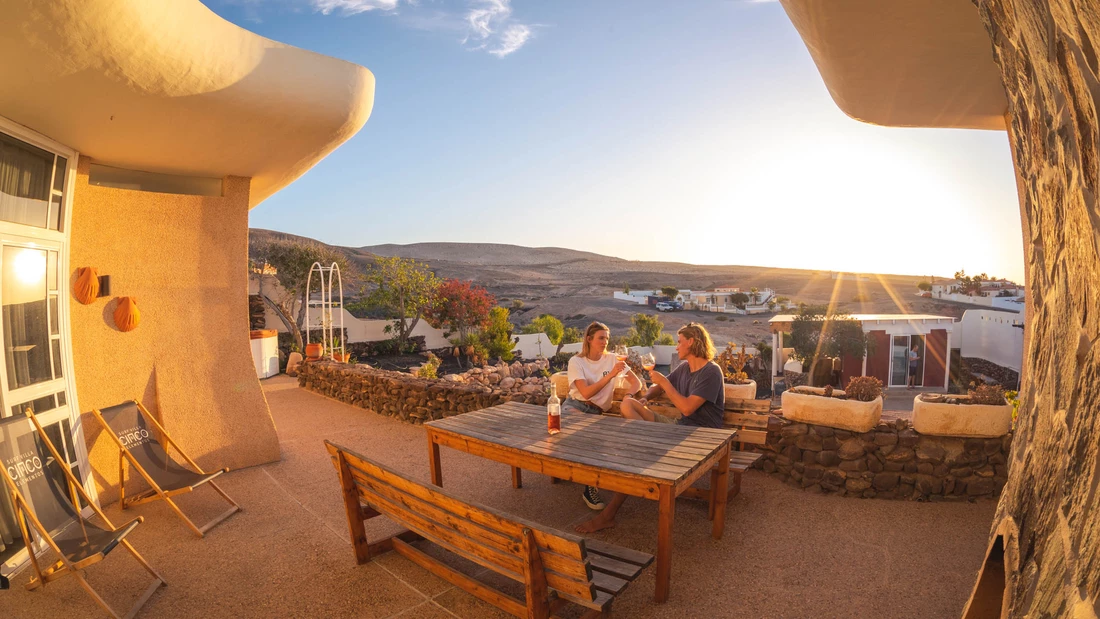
8,375,995,618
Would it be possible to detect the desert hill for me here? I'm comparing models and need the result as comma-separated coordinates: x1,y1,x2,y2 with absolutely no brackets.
250,229,973,347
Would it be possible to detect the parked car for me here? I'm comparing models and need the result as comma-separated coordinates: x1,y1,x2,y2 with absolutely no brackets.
655,302,674,312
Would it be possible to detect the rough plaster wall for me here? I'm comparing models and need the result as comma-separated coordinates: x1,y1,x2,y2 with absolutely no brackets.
974,0,1100,616
69,157,280,504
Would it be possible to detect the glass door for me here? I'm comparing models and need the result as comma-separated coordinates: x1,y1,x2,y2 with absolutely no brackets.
890,335,910,387
0,238,86,568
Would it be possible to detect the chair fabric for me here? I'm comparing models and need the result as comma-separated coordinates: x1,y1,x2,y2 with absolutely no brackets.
98,402,221,492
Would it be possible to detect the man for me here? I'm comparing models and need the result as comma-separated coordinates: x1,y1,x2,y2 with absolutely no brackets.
907,343,921,390
574,322,724,533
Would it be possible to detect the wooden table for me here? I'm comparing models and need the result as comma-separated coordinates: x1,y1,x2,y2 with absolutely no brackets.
423,402,737,603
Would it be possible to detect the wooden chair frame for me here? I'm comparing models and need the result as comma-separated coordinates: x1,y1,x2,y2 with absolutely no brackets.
91,401,240,538
4,412,166,618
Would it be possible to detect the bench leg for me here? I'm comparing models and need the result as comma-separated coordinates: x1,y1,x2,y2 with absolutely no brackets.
427,433,443,487
512,466,522,489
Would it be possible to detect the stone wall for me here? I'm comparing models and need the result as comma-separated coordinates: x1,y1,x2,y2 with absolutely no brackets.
297,360,550,423
755,415,1012,500
973,0,1100,615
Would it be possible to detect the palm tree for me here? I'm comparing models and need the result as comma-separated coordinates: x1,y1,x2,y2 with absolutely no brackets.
750,287,759,304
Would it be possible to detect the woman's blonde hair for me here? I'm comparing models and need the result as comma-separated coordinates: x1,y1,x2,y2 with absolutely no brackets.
677,322,716,360
581,321,610,358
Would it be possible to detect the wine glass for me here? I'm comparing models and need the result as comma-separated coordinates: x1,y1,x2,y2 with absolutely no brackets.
640,352,656,372
612,344,628,362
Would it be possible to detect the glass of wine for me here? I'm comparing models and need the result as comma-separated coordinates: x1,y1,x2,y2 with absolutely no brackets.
612,344,629,376
640,352,656,373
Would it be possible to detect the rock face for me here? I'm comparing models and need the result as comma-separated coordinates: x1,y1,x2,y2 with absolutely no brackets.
970,1,1100,615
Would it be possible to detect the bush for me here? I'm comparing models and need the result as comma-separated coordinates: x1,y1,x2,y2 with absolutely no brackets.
969,383,1007,405
511,299,525,310
655,333,675,346
417,353,442,379
715,315,728,322
845,376,883,402
624,313,663,347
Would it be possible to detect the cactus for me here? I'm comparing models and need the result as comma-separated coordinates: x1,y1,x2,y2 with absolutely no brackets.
717,343,752,384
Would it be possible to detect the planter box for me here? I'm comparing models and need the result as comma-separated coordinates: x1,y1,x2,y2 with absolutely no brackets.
724,381,757,401
911,396,1012,437
781,388,882,432
652,345,678,365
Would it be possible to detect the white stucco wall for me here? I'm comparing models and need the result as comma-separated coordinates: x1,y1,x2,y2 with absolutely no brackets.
957,309,1024,371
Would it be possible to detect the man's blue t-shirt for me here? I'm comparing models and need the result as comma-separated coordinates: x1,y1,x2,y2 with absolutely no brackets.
667,361,725,428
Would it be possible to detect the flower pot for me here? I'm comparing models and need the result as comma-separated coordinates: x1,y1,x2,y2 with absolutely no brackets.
723,381,757,402
911,396,1012,437
780,388,882,432
304,343,324,359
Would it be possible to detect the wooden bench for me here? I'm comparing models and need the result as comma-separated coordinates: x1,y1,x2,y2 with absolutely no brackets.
551,372,769,502
325,441,654,618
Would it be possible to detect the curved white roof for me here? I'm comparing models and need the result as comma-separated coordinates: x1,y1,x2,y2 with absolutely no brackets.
0,0,376,207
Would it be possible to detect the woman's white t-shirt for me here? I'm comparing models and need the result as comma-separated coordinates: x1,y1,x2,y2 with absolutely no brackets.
566,353,621,412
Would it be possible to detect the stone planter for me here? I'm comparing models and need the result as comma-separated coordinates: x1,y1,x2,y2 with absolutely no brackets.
781,388,882,432
911,396,1012,437
724,381,757,401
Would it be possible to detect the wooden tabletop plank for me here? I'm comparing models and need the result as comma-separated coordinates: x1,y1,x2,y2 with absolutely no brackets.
457,408,726,460
455,403,735,450
448,408,733,465
430,423,686,480
446,421,708,473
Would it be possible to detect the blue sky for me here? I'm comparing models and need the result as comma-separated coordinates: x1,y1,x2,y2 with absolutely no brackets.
211,0,1025,283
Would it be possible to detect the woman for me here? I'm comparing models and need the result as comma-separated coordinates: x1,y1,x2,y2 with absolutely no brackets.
576,322,724,534
565,321,643,510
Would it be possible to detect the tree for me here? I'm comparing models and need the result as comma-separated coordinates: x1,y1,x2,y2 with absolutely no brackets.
249,238,351,351
729,292,750,308
622,283,631,294
625,313,664,347
655,332,675,346
749,287,760,304
917,280,932,292
365,256,440,351
481,306,515,362
424,280,495,343
954,270,985,296
788,304,869,385
520,314,564,345
660,286,679,298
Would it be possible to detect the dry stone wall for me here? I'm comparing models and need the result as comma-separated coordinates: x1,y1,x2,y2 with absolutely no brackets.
972,0,1100,615
297,360,550,423
755,415,1012,501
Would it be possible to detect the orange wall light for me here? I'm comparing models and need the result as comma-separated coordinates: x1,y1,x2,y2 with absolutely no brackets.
114,297,141,332
73,267,99,304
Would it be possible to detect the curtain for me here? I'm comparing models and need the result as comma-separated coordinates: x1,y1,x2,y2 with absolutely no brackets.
0,133,51,229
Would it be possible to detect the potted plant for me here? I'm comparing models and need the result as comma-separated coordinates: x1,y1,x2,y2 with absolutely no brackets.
912,383,1012,437
716,343,757,401
304,341,324,360
781,376,883,432
330,337,351,362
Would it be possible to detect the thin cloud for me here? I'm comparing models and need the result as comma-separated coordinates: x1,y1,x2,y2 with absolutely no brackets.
488,23,531,57
312,0,400,15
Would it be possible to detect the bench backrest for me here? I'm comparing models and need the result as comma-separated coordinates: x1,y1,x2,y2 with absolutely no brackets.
324,441,599,603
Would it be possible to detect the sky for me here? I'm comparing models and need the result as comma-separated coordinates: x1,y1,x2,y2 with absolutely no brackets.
210,0,1026,283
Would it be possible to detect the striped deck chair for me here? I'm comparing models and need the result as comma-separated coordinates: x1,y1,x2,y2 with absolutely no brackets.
0,413,164,617
91,401,240,538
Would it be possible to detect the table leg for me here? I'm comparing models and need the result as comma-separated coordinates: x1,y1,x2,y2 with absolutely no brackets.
512,466,522,489
428,433,443,487
712,444,730,540
655,485,675,603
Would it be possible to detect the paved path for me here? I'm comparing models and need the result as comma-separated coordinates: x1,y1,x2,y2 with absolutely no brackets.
7,375,995,618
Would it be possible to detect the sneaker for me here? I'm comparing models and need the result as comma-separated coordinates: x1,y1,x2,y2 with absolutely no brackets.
582,486,606,511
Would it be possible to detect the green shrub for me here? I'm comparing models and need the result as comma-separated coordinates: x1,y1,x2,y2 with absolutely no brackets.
715,315,728,322
655,333,675,346
417,353,442,379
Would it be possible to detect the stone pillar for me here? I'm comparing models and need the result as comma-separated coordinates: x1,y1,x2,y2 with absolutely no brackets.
967,1,1100,616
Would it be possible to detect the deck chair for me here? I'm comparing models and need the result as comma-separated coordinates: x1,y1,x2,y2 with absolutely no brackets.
91,401,240,538
0,413,165,617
